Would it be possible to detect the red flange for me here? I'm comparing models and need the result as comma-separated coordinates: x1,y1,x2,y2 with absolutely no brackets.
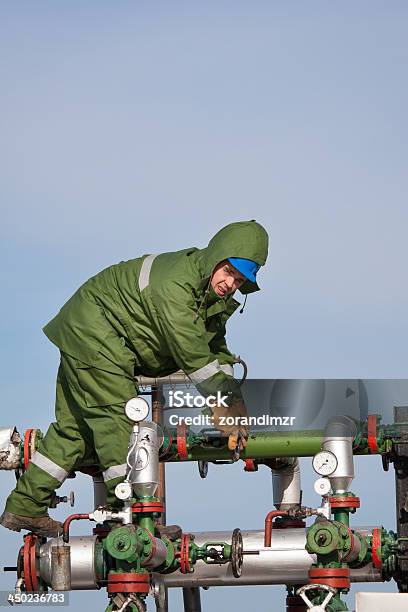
179,533,191,574
176,423,188,460
309,567,350,589
23,535,33,591
29,535,39,592
132,501,164,514
243,459,257,472
23,429,34,471
371,527,382,569
22,534,39,592
329,496,360,509
107,572,150,594
367,415,379,454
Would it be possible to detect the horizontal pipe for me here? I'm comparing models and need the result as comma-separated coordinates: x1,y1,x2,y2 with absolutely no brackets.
161,528,382,588
0,428,380,474
136,372,190,386
41,527,382,591
169,431,325,461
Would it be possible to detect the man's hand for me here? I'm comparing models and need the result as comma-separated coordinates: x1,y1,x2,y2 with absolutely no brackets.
212,398,249,451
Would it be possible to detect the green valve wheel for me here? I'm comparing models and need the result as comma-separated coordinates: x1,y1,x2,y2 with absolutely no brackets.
306,522,340,555
105,526,138,561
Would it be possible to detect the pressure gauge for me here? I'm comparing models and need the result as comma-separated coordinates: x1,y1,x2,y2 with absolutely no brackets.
115,481,132,501
312,450,338,476
314,477,332,497
125,397,150,422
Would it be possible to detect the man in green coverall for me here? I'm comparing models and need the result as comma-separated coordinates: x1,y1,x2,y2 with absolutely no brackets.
1,220,268,537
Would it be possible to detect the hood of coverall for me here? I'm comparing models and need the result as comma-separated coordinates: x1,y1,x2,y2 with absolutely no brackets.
197,220,269,295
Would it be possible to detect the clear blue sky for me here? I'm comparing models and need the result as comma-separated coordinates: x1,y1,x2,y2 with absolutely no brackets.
1,2,408,610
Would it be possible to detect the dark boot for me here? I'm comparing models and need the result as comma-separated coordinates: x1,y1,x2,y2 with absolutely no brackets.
0,511,63,538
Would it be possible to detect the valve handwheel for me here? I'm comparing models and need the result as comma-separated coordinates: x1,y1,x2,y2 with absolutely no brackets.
231,528,243,578
296,584,337,611
176,423,188,460
179,533,191,574
21,534,40,592
23,429,34,471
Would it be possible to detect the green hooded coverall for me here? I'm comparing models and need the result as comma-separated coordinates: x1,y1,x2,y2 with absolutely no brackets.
5,220,268,516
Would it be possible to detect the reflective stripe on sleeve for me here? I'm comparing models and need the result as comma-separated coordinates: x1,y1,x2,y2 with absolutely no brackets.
30,451,68,483
138,254,157,291
102,463,127,482
219,363,234,377
188,359,220,384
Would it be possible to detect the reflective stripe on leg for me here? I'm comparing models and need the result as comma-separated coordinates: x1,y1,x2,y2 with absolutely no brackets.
30,451,68,483
102,463,127,482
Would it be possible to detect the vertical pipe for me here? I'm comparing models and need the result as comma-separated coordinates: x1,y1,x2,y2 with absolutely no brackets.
333,511,349,526
151,386,168,612
183,587,202,612
271,457,302,510
322,416,356,494
394,405,408,590
152,386,166,525
92,473,107,508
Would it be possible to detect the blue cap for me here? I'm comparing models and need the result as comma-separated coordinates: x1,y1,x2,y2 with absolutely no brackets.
227,258,260,283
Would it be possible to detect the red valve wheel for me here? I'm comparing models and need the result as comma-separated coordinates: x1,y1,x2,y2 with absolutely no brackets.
29,534,39,592
367,415,379,454
22,534,39,592
23,535,33,592
243,459,256,472
23,429,34,471
179,533,191,574
176,423,188,460
371,528,382,569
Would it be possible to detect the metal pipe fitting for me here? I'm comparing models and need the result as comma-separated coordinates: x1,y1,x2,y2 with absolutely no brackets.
62,514,90,543
40,536,100,590
39,528,382,591
128,422,160,498
0,427,21,470
183,587,202,612
322,416,357,493
264,510,289,547
271,457,302,510
92,474,107,507
51,545,71,591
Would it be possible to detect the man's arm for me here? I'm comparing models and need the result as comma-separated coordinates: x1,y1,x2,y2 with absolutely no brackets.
208,321,235,377
151,280,241,401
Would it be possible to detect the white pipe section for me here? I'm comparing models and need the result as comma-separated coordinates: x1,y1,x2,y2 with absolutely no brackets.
40,528,382,591
322,416,357,494
272,458,302,510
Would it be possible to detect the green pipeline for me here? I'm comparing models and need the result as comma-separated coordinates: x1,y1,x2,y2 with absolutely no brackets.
165,430,349,462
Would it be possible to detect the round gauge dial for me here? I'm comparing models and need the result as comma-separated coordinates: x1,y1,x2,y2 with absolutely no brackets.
115,481,132,501
125,397,150,422
312,450,338,476
314,477,332,496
